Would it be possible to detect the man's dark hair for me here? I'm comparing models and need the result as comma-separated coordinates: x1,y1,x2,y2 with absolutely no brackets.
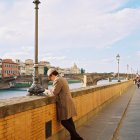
51,70,59,76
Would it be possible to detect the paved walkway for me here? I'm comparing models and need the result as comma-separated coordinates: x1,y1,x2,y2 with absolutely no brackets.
66,85,136,140
117,87,140,140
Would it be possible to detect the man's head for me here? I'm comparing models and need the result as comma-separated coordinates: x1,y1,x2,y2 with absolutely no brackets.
47,68,59,81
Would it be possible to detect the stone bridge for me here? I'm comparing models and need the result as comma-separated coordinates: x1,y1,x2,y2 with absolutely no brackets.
0,77,16,89
64,73,134,86
14,73,134,88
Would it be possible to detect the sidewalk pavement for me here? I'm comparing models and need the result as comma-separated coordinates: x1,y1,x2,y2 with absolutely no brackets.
66,85,136,140
117,86,140,140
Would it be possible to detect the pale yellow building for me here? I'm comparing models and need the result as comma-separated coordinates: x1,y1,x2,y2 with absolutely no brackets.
71,63,81,74
25,59,34,76
38,63,44,75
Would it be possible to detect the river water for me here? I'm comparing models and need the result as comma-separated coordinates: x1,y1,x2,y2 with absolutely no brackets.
0,79,121,99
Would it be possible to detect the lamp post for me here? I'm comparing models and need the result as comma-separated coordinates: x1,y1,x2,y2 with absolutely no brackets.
116,54,120,82
28,0,45,95
127,64,129,80
131,67,133,79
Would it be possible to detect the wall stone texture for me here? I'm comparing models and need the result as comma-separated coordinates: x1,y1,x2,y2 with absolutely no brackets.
0,80,133,140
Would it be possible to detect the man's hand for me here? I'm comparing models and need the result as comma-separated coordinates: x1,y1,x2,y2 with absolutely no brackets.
43,89,54,96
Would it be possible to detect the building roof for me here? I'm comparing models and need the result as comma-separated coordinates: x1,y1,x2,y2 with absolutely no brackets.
2,59,18,64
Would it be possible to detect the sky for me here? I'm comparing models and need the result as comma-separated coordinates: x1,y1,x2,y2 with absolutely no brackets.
0,0,140,73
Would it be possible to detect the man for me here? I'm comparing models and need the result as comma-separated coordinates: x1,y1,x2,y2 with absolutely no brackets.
136,78,140,88
46,68,83,140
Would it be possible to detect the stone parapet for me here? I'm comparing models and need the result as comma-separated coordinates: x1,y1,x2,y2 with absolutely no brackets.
0,80,133,140
0,82,128,118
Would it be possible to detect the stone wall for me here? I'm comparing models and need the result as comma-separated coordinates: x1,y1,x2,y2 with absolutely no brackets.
0,80,133,140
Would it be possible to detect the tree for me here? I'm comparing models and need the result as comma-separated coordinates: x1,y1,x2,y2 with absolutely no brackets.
44,66,48,75
81,68,85,74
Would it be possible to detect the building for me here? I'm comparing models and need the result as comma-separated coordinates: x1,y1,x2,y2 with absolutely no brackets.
39,61,51,68
70,63,81,74
38,63,45,75
0,59,2,78
39,61,51,75
20,63,26,76
2,59,20,78
25,59,34,76
57,67,65,75
64,68,71,74
15,59,26,76
24,60,51,76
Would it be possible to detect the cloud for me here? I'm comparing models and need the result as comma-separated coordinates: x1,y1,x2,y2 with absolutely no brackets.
2,45,34,60
41,55,67,68
0,0,140,49
0,0,34,45
41,55,66,61
37,0,140,49
0,0,140,72
101,58,114,64
136,51,140,56
52,8,140,49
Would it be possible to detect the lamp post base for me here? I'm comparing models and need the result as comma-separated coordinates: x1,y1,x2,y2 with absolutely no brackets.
27,84,45,96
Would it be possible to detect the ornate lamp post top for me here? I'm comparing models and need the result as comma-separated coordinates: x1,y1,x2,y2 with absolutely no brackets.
33,0,40,4
33,0,40,9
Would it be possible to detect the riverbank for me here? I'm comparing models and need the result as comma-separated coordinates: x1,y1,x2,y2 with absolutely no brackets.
13,79,82,88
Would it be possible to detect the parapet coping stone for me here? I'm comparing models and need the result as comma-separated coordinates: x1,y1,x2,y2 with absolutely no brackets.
0,81,127,118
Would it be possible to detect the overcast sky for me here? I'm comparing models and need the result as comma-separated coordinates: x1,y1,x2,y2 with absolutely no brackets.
0,0,140,73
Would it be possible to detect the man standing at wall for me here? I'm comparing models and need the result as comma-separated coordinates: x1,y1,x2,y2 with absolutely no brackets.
45,68,83,140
